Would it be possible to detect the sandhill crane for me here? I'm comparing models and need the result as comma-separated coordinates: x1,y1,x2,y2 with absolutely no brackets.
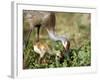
23,10,70,57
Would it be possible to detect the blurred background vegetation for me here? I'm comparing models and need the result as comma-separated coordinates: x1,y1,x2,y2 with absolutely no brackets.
23,11,91,69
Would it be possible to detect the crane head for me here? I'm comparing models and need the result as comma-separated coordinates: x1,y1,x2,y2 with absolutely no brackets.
62,40,70,51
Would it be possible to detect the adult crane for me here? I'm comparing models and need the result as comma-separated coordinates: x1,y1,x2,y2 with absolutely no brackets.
23,10,70,53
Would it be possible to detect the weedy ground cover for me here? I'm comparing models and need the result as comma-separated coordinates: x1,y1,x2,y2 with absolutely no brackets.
23,12,91,69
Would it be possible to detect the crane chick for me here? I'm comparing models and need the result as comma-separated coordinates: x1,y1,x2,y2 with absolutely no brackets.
33,41,64,64
33,41,50,64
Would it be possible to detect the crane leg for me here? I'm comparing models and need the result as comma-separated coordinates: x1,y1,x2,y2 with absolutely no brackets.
36,25,40,42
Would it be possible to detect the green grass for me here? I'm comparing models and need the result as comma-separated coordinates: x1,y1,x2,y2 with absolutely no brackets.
23,12,91,69
23,40,91,69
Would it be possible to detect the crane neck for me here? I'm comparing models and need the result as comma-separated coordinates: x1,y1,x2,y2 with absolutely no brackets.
46,29,67,43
